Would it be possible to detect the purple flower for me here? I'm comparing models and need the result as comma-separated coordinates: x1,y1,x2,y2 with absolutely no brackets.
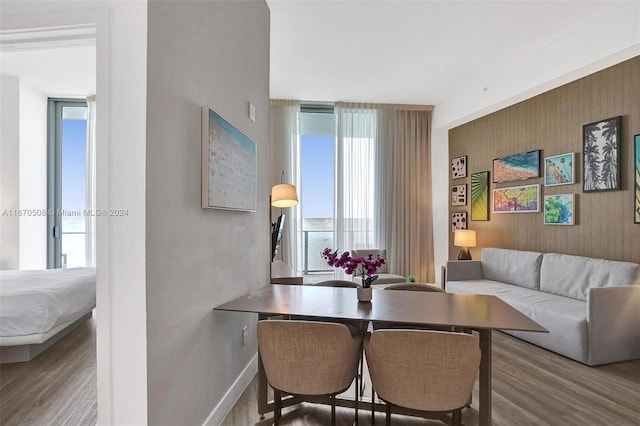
320,248,385,288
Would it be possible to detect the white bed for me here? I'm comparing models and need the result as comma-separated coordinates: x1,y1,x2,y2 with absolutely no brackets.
0,267,96,363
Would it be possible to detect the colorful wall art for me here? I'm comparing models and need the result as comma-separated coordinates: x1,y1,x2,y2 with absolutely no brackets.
635,134,639,223
493,150,541,183
545,153,575,186
583,116,621,192
471,171,489,221
492,184,540,213
451,155,467,179
544,194,575,225
451,212,467,232
201,106,257,211
452,184,467,206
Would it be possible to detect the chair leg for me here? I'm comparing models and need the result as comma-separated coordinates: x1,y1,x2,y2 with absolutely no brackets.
354,373,359,425
452,409,462,426
331,394,336,426
385,402,391,426
359,350,365,396
371,388,375,424
274,389,281,425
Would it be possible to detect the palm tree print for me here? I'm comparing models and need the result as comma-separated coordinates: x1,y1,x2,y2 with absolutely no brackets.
583,117,620,191
583,130,600,191
600,119,618,189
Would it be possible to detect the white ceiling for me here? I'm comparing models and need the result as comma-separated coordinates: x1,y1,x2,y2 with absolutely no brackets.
267,0,637,127
0,45,96,97
1,1,636,127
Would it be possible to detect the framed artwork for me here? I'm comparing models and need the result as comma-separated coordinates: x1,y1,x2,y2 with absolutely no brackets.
583,116,621,192
545,153,575,186
451,212,467,232
544,194,575,225
471,171,490,221
492,184,540,213
451,155,467,179
493,150,541,183
635,134,639,223
451,184,467,206
201,106,257,211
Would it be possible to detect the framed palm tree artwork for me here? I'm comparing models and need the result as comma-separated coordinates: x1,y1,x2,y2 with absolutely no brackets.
471,171,490,220
582,116,621,192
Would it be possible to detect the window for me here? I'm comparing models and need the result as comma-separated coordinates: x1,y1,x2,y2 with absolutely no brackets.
298,104,378,273
47,99,89,268
299,106,334,272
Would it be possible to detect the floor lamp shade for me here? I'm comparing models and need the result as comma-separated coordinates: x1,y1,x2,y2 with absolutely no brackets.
271,184,299,208
454,230,476,260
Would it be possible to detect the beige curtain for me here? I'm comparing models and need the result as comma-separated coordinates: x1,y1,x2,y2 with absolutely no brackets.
269,100,302,272
375,108,435,283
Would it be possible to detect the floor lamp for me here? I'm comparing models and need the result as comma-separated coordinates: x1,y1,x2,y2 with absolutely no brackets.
269,176,298,279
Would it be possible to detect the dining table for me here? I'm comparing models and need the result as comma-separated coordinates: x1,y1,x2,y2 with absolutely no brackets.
213,284,547,426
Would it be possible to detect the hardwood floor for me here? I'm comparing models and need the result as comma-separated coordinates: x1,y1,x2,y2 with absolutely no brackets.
1,316,638,426
0,314,96,426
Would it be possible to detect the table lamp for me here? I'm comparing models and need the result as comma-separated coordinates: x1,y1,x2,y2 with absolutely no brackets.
454,229,476,260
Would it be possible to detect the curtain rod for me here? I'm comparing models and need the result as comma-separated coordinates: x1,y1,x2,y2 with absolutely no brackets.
335,102,434,112
270,99,434,112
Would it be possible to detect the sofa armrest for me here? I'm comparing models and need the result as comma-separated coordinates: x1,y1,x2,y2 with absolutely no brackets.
587,285,640,365
446,261,483,282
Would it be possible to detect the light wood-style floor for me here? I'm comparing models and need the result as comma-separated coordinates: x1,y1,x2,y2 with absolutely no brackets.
1,313,638,426
0,314,96,426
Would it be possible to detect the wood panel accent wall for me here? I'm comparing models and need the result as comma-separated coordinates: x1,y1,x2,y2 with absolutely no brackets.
448,56,640,263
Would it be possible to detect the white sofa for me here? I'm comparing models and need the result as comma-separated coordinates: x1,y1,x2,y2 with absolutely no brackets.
446,248,640,366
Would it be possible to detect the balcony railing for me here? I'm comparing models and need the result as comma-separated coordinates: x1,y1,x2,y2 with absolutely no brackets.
303,230,333,273
302,228,375,273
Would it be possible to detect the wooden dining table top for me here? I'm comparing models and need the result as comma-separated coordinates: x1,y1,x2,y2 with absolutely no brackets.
213,284,546,333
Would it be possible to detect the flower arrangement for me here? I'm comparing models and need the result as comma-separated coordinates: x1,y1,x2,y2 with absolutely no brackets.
321,248,386,288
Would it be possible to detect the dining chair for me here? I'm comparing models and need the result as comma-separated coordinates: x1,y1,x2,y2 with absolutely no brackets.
305,279,367,396
383,282,444,292
257,320,363,425
373,283,452,332
365,329,481,426
307,279,360,288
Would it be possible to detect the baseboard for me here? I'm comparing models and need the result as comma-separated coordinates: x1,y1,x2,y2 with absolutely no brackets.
202,353,258,426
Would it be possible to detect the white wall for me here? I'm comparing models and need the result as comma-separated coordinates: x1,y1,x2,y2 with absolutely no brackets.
18,82,47,270
430,126,449,284
145,1,270,424
0,2,148,424
0,75,20,270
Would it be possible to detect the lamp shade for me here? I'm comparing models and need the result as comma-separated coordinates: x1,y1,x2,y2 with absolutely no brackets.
271,184,299,208
454,230,476,248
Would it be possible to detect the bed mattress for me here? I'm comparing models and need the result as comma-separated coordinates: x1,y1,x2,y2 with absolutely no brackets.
0,267,96,342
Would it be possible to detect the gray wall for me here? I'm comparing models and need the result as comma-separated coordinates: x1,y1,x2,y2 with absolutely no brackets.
146,1,270,424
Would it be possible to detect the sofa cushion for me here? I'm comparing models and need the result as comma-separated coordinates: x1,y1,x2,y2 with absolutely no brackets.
501,289,588,363
540,253,640,301
446,279,512,296
481,248,543,289
448,279,588,363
